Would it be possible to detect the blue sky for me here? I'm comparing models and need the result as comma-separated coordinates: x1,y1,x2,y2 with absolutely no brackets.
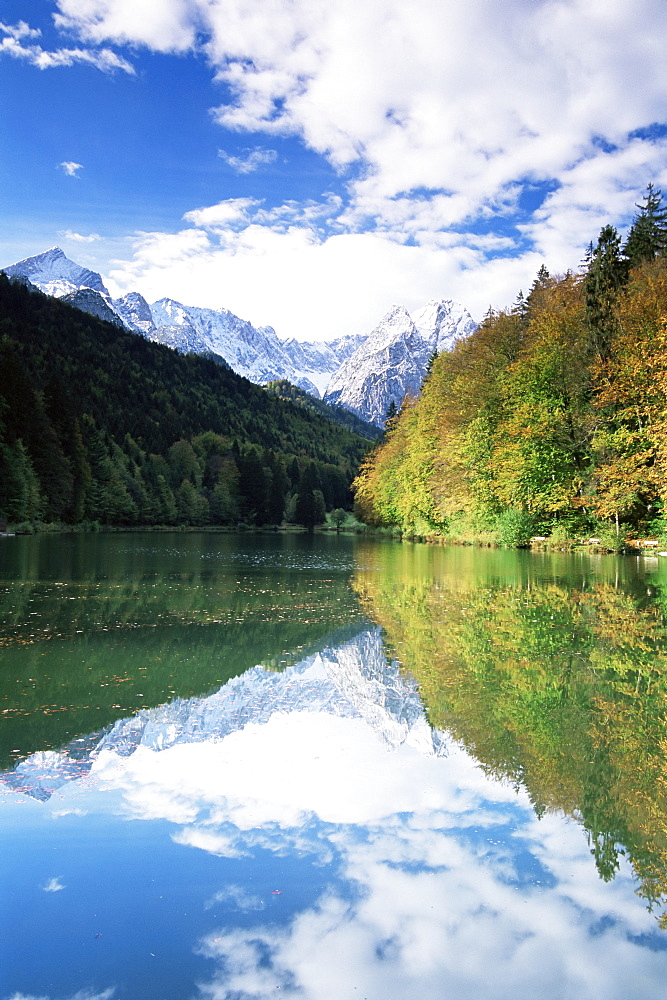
2,0,667,340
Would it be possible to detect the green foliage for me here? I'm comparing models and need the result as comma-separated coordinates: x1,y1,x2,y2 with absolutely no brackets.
354,194,667,544
624,183,667,267
294,462,327,531
0,275,369,528
265,380,382,441
354,544,667,923
330,508,347,530
494,507,535,547
584,224,628,363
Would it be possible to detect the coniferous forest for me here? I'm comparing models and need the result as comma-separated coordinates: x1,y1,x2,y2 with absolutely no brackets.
354,185,667,547
0,274,371,529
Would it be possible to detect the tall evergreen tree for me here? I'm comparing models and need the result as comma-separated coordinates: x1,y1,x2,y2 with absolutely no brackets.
295,462,326,532
623,183,667,267
584,225,628,363
0,338,73,520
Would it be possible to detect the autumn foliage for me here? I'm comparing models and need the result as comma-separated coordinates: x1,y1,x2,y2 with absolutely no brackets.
355,199,667,542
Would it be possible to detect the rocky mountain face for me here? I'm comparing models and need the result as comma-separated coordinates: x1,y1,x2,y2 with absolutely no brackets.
3,246,110,299
2,248,476,421
324,299,477,425
62,287,126,327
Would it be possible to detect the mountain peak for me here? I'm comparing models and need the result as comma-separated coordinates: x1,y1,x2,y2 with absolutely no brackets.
324,298,476,426
3,246,110,299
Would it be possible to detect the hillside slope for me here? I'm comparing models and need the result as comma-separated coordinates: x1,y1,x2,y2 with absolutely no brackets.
0,275,370,526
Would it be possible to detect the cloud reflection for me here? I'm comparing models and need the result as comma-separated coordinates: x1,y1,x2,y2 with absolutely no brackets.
6,991,115,1000
91,712,666,998
4,628,666,998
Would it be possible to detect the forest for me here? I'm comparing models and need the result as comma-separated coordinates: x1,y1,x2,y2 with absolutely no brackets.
354,185,667,548
0,275,371,530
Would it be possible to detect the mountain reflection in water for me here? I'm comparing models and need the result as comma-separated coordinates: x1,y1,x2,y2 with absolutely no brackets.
1,535,667,999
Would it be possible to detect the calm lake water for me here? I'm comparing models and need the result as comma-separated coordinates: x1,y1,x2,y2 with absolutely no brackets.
2,531,667,999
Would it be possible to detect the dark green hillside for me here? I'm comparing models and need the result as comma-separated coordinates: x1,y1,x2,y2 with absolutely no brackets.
265,379,383,441
0,275,370,527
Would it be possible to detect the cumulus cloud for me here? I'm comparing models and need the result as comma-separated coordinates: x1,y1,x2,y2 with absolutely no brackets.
85,710,662,1000
183,197,259,229
49,1,667,203
59,161,84,177
218,147,278,173
48,0,667,330
107,215,537,336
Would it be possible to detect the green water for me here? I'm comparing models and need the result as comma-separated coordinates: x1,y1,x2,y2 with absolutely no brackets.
0,531,366,766
2,532,667,999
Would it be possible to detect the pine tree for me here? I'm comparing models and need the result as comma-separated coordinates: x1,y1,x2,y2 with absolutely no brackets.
584,225,628,363
525,265,551,315
384,400,398,432
295,462,325,531
623,183,667,267
0,338,73,520
511,290,529,323
0,439,43,521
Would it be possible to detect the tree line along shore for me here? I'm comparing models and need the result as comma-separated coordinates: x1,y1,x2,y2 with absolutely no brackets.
353,185,667,553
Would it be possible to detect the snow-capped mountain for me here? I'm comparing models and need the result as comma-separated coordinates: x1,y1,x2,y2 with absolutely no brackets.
324,299,477,426
144,298,362,396
1,248,362,397
3,246,110,299
62,287,126,327
1,627,447,802
113,290,155,334
2,248,476,417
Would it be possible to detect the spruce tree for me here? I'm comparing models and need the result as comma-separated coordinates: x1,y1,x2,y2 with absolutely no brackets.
623,183,667,267
584,225,628,363
295,462,325,531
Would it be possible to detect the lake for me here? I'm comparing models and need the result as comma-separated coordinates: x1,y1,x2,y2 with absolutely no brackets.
1,531,667,999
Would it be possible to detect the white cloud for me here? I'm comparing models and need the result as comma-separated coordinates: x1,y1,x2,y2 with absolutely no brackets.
53,0,198,53
205,885,266,912
59,229,101,242
6,991,114,1000
218,147,278,174
172,826,248,858
46,0,667,330
42,876,66,892
182,197,259,229
83,710,661,1000
59,162,84,177
0,20,42,41
0,21,134,73
106,215,542,336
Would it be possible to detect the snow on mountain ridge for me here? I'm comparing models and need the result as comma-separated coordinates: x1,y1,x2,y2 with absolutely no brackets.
324,299,477,426
2,248,477,416
0,628,446,802
112,291,155,334
4,246,111,300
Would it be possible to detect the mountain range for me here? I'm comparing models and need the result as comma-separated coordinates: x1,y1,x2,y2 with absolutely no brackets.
3,247,476,426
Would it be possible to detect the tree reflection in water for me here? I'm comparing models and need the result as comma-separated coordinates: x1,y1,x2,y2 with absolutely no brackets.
353,542,667,926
